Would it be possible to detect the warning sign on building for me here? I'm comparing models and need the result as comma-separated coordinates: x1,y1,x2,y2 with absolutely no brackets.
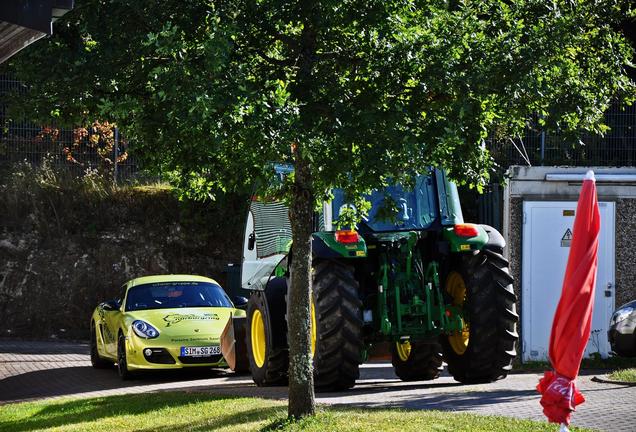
561,228,573,247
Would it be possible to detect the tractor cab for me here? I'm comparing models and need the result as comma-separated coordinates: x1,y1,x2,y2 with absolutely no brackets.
329,169,464,232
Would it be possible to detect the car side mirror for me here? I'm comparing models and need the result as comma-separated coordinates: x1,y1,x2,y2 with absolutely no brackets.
102,299,120,311
233,296,249,309
248,232,256,251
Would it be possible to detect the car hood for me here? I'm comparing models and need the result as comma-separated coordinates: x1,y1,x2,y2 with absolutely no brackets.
126,307,234,337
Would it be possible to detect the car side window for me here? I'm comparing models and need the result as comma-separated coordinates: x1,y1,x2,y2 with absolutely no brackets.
117,285,127,309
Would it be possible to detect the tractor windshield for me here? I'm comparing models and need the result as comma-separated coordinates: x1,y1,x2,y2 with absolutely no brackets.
331,173,463,232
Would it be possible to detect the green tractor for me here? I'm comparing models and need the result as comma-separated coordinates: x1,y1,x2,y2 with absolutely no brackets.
239,168,518,391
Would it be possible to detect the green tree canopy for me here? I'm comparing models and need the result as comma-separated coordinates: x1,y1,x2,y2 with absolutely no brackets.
4,0,634,418
5,0,634,194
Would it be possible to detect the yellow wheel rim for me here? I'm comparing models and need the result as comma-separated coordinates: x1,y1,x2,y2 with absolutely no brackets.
396,340,411,362
446,271,470,355
251,309,266,368
310,298,317,356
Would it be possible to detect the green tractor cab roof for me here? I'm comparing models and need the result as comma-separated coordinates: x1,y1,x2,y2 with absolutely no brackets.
329,169,464,232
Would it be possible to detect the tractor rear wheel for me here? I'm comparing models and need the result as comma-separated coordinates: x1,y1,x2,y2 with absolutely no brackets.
245,286,288,386
312,260,363,391
442,248,518,384
391,340,444,381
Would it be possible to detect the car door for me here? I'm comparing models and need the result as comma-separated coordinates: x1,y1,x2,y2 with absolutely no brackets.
102,284,127,358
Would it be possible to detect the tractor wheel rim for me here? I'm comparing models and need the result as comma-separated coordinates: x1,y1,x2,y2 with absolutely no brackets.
251,309,266,368
396,341,411,362
446,271,469,355
310,298,317,357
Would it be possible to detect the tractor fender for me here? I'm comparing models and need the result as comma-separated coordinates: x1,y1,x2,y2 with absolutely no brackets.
312,234,346,259
479,224,506,250
311,232,367,259
281,233,367,262
261,276,289,351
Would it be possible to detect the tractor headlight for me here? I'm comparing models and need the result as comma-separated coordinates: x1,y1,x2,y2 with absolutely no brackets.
610,307,634,326
132,320,160,339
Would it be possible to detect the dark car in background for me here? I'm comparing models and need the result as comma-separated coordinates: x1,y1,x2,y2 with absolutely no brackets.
608,300,636,357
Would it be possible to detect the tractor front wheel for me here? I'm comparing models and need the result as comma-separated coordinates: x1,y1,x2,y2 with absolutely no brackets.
442,248,519,384
312,260,363,391
391,340,444,381
245,287,288,386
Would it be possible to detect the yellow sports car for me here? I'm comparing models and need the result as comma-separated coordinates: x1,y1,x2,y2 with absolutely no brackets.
90,274,246,379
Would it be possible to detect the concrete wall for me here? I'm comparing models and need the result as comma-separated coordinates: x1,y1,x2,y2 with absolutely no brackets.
504,166,636,352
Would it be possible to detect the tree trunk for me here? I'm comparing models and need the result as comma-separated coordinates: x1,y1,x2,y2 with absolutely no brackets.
287,0,318,418
287,149,315,418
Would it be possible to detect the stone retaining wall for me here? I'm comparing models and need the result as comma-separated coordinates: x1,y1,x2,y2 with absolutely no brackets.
0,177,246,340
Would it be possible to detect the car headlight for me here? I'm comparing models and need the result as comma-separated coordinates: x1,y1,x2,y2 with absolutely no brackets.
610,307,634,326
132,320,160,339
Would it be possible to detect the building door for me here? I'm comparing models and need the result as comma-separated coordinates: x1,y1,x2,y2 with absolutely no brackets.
521,201,615,361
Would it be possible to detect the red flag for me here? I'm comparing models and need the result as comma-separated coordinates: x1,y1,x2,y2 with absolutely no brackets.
537,170,601,426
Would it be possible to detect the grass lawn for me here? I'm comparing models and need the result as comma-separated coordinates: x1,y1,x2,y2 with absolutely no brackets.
608,368,636,382
0,392,593,432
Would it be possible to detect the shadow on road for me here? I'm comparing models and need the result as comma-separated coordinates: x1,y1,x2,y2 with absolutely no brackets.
0,365,246,403
327,387,540,412
0,359,536,411
0,340,89,355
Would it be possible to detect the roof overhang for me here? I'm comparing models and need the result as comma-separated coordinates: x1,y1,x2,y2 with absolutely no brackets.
0,0,74,64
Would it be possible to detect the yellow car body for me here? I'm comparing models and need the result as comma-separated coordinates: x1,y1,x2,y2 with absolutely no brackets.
90,274,245,378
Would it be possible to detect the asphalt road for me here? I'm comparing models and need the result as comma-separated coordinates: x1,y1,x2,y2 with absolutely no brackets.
0,340,634,431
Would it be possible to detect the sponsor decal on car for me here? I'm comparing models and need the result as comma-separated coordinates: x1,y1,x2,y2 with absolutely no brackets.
170,336,215,342
102,324,115,343
163,313,220,327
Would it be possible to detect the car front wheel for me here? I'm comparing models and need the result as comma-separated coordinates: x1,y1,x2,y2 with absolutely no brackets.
117,332,133,380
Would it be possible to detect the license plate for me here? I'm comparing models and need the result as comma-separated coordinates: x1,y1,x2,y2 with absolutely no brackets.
180,346,221,357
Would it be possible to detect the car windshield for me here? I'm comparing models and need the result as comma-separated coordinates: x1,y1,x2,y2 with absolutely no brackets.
125,281,233,311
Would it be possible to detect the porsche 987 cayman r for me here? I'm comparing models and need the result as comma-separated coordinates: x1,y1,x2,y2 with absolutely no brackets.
90,275,246,379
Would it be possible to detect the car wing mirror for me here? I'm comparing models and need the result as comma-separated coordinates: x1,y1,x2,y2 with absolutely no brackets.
102,299,120,311
248,232,256,251
232,296,249,309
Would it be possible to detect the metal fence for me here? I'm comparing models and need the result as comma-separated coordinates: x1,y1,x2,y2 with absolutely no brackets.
3,74,636,183
1,76,141,182
489,103,636,168
478,103,636,231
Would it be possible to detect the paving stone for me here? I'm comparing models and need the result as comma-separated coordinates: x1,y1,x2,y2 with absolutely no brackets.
0,341,633,431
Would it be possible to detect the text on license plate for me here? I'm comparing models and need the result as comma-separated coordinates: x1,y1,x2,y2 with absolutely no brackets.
180,346,221,357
